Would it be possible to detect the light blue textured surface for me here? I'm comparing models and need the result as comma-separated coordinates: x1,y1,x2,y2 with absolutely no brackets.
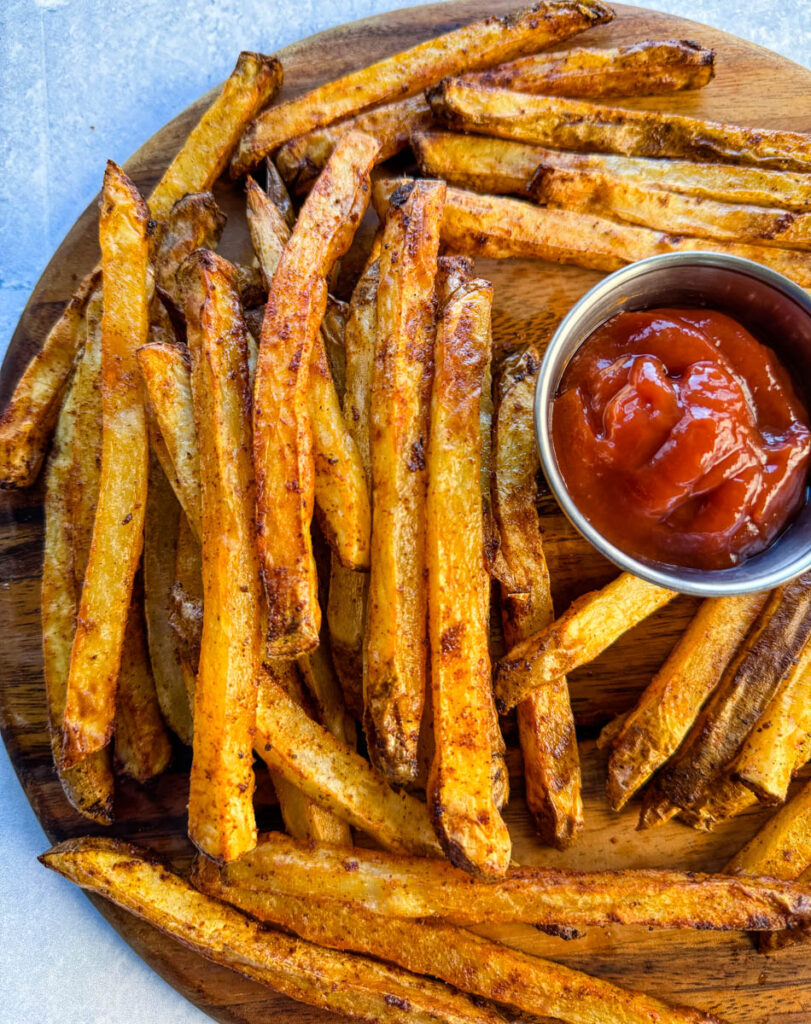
0,2,808,1022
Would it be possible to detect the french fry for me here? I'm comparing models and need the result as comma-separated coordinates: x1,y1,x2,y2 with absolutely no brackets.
153,192,225,308
495,573,676,713
320,295,349,397
195,858,724,1024
606,594,766,811
61,163,151,767
254,669,442,856
180,250,261,862
113,587,172,782
413,131,540,195
732,639,811,804
230,0,613,175
426,276,510,877
265,157,295,227
493,347,582,847
653,575,811,813
136,342,202,541
531,164,811,250
254,131,378,657
366,179,444,785
0,52,280,490
276,95,433,194
674,775,757,832
169,513,203,674
42,292,114,823
143,452,193,745
373,178,811,284
428,80,811,172
41,838,503,1024
297,637,357,748
222,832,811,932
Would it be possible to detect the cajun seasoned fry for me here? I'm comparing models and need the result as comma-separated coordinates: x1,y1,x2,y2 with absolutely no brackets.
230,0,613,175
223,832,811,932
493,348,582,847
42,293,114,823
195,858,723,1024
413,132,540,195
654,575,811,813
428,80,811,172
426,276,510,877
297,638,357,748
265,157,295,226
495,573,676,713
606,594,766,811
366,179,444,785
153,192,225,307
674,775,757,832
169,514,203,675
180,250,261,862
41,838,502,1024
727,779,811,879
61,163,151,767
464,39,714,96
253,131,378,657
254,669,441,856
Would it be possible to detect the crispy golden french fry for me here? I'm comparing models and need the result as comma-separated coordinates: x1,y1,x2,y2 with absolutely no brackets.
277,95,433,194
223,832,811,932
61,163,151,767
298,638,357,748
732,640,811,804
41,838,502,1024
493,348,582,848
153,192,225,307
254,131,378,657
230,1,613,175
637,791,681,831
113,588,172,783
254,669,441,856
428,80,811,172
654,575,811,813
413,131,540,196
674,775,757,832
463,39,714,96
136,342,202,541
195,859,723,1024
366,179,444,785
606,594,766,811
180,250,261,862
426,277,510,878
372,178,811,285
143,452,193,745
495,573,676,714
727,778,811,879
42,293,114,823
531,164,811,250
265,157,295,226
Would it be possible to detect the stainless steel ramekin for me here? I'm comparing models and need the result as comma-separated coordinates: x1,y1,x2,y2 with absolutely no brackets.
534,252,811,596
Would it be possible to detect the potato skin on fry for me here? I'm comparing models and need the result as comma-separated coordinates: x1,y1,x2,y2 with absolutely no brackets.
413,132,540,196
153,192,226,308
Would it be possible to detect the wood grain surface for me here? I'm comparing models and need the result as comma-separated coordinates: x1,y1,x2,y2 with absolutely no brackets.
1,2,811,1022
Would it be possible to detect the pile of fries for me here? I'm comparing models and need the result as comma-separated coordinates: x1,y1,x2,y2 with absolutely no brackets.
2,1,811,1021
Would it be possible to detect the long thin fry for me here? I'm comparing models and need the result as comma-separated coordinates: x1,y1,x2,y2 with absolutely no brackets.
230,0,613,175
61,163,151,767
41,838,502,1024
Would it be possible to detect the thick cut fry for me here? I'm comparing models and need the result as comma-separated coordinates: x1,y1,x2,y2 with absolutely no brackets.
170,513,204,673
265,157,295,226
655,575,811,812
254,670,441,856
674,775,757,832
531,164,811,250
180,250,261,862
231,0,613,175
143,452,193,745
727,779,811,879
606,594,766,811
113,589,172,782
495,573,676,713
277,95,433,194
426,277,510,878
223,832,811,932
254,131,378,657
195,859,723,1024
463,39,714,96
42,294,113,823
414,132,540,195
153,192,226,307
428,80,811,172
297,638,357,748
732,640,811,804
493,348,582,847
61,163,151,767
366,180,444,785
41,838,502,1024
137,342,201,541
372,179,811,285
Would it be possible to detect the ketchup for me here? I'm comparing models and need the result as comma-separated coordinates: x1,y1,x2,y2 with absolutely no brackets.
552,308,811,570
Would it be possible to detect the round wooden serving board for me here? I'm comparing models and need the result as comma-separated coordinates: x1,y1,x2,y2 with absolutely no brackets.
2,2,811,1022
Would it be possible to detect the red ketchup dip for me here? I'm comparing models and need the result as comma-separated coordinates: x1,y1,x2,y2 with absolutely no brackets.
551,308,811,570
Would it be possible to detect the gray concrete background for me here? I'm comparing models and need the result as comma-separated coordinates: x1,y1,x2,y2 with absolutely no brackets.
0,2,808,1021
